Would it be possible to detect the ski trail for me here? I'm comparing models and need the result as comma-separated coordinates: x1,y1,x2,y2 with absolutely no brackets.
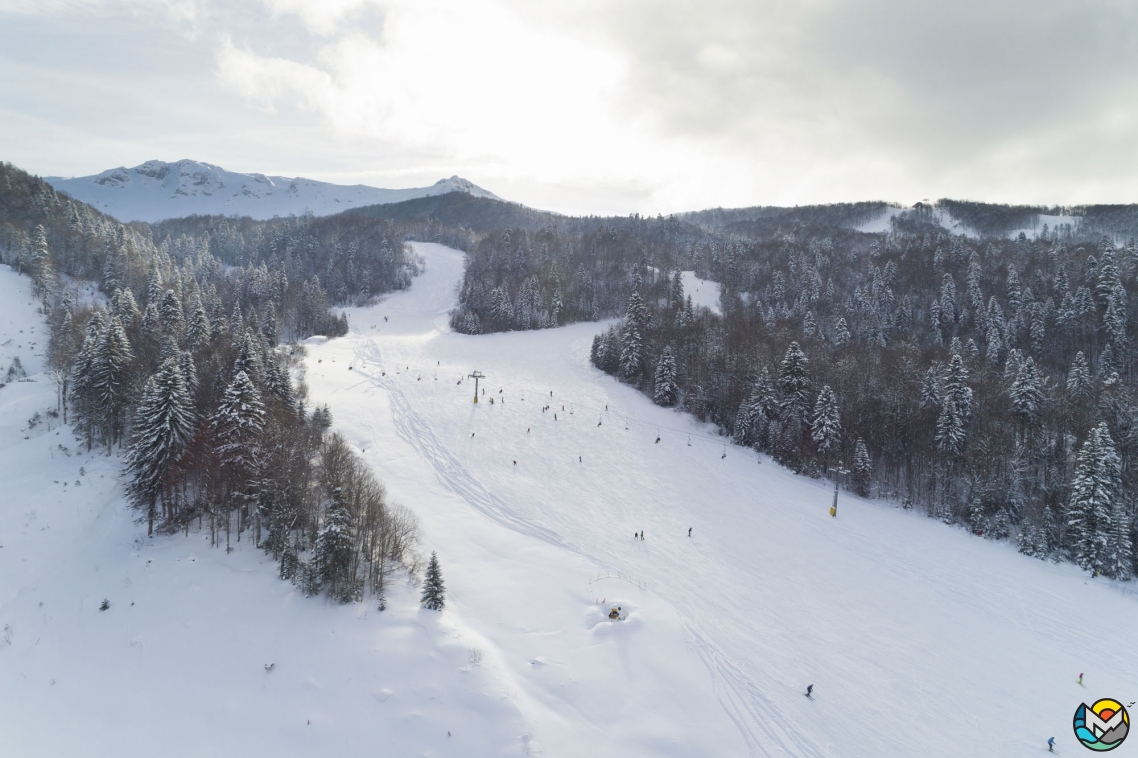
355,338,571,552
352,336,825,758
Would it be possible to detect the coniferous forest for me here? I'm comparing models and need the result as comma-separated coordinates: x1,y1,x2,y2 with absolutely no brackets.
4,153,1137,587
449,208,1138,580
1,161,423,605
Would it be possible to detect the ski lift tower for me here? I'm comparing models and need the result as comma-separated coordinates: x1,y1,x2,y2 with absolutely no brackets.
828,460,850,517
468,370,485,403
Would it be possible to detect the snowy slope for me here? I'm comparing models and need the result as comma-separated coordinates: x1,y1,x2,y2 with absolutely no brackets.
680,271,722,314
45,160,502,223
0,268,536,758
302,242,1138,757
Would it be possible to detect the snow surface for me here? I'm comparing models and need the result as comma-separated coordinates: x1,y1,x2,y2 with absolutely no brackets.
680,271,721,314
306,242,1138,756
3,244,1138,757
45,159,502,223
853,206,904,234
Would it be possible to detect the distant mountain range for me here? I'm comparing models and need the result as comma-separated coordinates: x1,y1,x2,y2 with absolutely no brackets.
45,159,502,223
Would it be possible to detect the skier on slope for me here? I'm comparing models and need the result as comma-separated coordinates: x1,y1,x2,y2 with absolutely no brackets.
1047,736,1055,752
805,684,813,698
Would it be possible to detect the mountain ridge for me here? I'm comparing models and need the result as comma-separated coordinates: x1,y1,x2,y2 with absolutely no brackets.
45,159,502,223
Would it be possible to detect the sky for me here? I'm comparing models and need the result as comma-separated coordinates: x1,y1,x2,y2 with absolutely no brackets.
2,0,1138,216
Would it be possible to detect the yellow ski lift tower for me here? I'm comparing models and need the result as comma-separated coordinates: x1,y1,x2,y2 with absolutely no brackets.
468,370,485,403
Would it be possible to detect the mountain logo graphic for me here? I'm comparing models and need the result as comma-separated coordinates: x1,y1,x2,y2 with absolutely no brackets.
1073,698,1129,751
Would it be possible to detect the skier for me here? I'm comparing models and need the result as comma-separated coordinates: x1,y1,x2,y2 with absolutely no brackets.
513,460,517,466
1047,736,1055,752
655,436,661,444
578,456,582,462
1078,672,1084,686
384,316,388,322
470,432,475,439
688,527,692,537
640,530,645,540
805,684,813,698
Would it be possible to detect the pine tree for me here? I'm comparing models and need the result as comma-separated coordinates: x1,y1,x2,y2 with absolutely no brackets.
652,346,679,407
186,298,210,352
125,358,197,536
778,342,811,426
935,398,966,456
1067,351,1093,400
1009,357,1044,429
29,224,54,299
942,353,972,425
619,325,644,385
811,385,841,457
90,315,134,452
421,551,446,611
1067,423,1121,575
315,490,358,602
833,317,851,348
212,370,265,471
852,438,872,497
159,289,184,339
1103,498,1133,580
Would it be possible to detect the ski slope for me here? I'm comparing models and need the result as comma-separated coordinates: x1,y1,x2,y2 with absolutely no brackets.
0,267,531,758
303,242,1138,757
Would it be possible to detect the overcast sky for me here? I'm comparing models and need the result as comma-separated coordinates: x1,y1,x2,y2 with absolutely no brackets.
2,0,1138,216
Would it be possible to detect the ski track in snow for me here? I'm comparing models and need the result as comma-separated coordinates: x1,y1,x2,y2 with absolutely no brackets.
354,338,572,553
354,334,823,757
303,242,1138,758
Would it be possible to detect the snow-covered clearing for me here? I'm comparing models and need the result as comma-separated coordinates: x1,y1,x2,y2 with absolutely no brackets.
306,242,1138,756
680,270,721,314
3,242,1137,756
853,206,904,234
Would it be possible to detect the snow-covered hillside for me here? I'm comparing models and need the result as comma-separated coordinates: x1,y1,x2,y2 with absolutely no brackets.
305,243,1138,757
4,244,1138,757
45,160,502,223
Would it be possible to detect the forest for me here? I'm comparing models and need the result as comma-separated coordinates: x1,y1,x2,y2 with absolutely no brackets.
5,152,1136,584
0,161,425,606
449,203,1138,580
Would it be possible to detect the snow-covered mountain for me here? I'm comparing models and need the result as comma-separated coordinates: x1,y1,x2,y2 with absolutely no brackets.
45,160,502,223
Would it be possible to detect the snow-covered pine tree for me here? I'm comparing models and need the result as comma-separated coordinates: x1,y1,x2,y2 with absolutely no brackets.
652,347,679,407
1067,351,1092,400
186,298,210,352
935,398,966,456
833,317,851,348
29,224,54,299
852,438,872,497
942,353,972,425
421,551,445,611
212,369,265,470
619,325,643,385
125,357,197,536
314,490,358,602
1067,422,1121,575
159,289,184,339
778,342,811,426
1009,357,1044,430
1103,498,1133,580
91,315,134,452
811,385,841,458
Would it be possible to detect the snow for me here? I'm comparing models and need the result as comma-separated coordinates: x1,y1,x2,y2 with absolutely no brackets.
1004,213,1082,240
3,243,1138,757
853,206,904,234
305,242,1138,756
680,270,721,314
45,159,503,223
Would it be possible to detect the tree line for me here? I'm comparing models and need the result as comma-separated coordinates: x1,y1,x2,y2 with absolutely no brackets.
1,161,435,607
